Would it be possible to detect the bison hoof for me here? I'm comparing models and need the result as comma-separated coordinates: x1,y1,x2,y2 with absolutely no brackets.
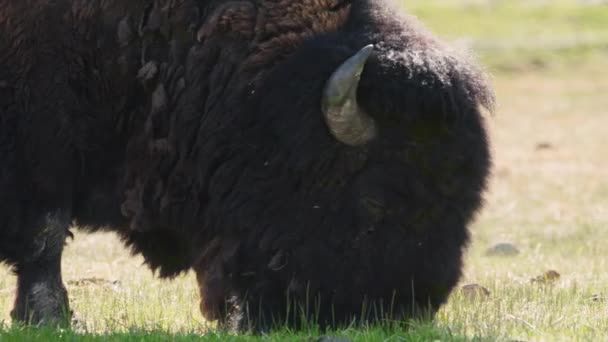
11,282,71,328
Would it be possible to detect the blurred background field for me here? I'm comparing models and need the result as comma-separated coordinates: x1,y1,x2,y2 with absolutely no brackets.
1,0,607,341
408,0,608,73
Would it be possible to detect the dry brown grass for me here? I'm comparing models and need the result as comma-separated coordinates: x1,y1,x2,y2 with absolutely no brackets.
438,66,608,341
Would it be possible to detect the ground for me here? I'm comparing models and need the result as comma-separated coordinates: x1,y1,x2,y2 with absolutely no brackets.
1,0,607,340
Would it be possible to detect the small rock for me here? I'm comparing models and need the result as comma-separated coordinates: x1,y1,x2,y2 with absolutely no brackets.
485,242,520,256
461,283,490,300
530,270,560,284
589,294,606,303
535,142,553,150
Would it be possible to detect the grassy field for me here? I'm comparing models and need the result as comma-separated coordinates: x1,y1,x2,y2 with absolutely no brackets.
1,0,607,341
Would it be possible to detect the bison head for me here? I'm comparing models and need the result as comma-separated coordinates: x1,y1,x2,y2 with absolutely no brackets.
126,0,494,330
188,22,493,328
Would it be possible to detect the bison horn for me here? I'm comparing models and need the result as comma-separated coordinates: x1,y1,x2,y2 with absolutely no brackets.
322,44,376,146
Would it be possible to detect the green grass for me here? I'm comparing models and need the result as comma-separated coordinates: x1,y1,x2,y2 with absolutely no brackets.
2,1,608,341
405,0,608,72
407,0,608,40
0,322,469,342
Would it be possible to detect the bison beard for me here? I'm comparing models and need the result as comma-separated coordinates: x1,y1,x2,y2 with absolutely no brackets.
0,0,494,331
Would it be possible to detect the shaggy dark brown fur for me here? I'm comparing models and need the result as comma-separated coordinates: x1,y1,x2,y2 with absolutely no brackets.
0,0,493,330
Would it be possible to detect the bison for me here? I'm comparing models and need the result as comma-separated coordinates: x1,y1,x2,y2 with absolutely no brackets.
0,0,494,331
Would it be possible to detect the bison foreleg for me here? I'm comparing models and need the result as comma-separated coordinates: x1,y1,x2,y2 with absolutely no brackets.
11,210,71,327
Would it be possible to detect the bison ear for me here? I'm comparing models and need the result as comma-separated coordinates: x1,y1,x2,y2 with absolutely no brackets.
322,44,376,146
